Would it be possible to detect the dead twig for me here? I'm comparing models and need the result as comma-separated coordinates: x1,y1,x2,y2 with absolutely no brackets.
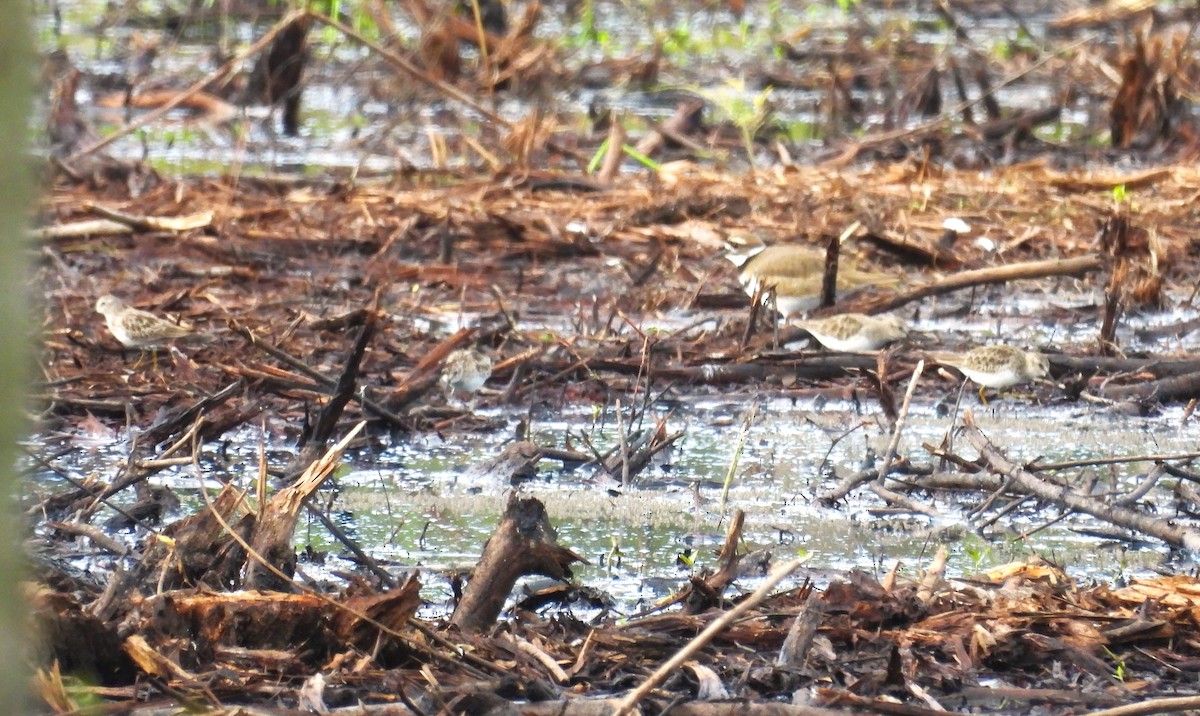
612,555,808,716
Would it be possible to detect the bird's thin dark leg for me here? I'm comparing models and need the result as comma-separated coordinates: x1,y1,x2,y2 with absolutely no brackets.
769,289,779,350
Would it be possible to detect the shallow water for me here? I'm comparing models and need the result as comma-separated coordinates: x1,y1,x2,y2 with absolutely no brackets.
35,0,1086,174
121,395,1188,609
293,391,1189,613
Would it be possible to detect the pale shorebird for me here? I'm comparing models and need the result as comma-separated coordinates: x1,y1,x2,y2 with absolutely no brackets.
795,312,909,352
441,347,493,406
936,344,1050,403
724,235,900,319
95,294,192,349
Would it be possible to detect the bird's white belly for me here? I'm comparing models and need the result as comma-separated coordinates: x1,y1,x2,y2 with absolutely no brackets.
959,366,1022,389
808,332,874,352
742,277,819,318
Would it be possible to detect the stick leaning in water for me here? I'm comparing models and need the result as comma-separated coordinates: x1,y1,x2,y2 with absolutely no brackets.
612,555,809,716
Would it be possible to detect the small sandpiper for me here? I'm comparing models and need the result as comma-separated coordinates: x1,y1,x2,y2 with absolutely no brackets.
724,235,899,319
937,344,1050,402
95,294,192,349
441,347,493,403
795,313,909,352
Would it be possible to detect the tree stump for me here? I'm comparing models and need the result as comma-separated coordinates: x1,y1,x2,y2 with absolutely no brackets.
450,496,586,632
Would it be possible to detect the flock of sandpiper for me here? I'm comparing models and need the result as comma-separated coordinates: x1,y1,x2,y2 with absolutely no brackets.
93,235,1053,402
724,234,1051,400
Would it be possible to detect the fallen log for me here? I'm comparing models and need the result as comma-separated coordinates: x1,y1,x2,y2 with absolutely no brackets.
1095,369,1200,403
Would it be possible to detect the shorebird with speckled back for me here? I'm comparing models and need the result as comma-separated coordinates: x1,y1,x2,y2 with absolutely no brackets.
95,294,194,369
441,347,493,406
724,235,900,319
795,313,909,352
936,344,1049,403
95,295,193,348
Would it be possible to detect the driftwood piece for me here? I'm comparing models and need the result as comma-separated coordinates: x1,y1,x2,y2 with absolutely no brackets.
34,210,213,239
244,423,365,590
1052,355,1200,379
777,590,823,669
1095,369,1200,403
48,520,128,557
450,496,587,632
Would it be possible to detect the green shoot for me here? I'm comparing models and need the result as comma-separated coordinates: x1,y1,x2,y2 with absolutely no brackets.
1111,183,1128,205
698,78,775,166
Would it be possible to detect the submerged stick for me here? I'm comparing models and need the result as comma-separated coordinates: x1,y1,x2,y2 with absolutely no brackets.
819,362,924,506
876,359,923,484
868,360,936,515
963,417,1200,551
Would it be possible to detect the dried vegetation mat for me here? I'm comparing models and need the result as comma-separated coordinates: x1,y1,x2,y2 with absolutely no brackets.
37,160,1200,427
